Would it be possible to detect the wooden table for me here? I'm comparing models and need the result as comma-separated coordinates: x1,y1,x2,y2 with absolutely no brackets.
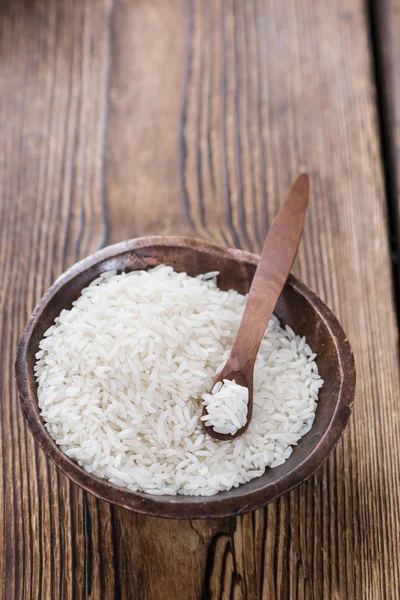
1,1,399,598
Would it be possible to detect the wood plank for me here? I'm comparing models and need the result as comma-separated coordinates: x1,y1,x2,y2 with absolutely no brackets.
371,0,400,262
106,4,400,598
0,0,399,599
0,2,116,599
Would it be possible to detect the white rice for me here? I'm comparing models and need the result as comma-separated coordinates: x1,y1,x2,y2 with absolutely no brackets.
34,265,323,496
201,379,249,435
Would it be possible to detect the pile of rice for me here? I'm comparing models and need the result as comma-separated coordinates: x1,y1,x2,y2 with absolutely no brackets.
35,266,323,496
201,379,249,435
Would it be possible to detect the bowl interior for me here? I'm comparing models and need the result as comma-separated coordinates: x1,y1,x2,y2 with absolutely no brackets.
17,237,355,519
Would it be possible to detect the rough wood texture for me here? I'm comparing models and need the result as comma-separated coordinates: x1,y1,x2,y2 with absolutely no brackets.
1,0,400,598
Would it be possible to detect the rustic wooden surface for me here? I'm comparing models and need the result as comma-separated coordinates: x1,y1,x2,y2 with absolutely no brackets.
1,0,399,598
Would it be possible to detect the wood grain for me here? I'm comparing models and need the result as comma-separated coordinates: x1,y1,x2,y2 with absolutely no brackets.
1,0,399,598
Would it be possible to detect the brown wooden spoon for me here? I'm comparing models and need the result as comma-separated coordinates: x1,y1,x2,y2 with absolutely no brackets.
202,173,310,441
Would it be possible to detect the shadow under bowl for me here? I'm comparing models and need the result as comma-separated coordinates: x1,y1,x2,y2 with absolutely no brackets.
16,236,356,519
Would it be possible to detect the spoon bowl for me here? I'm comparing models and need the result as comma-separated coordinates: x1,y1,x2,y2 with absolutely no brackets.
16,235,355,519
201,368,254,441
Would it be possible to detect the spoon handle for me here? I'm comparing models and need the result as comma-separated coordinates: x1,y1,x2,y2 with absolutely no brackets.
226,173,309,376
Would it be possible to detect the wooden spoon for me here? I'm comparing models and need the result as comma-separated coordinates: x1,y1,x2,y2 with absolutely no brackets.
202,173,310,441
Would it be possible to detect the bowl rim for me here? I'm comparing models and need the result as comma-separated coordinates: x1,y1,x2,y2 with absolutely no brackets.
15,235,356,519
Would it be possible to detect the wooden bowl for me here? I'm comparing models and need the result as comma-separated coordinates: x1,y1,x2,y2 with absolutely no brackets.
16,236,355,519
